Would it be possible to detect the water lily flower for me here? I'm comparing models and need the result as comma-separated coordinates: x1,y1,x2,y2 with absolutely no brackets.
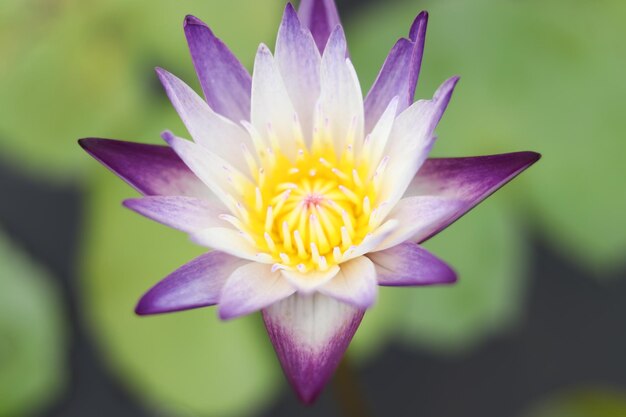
79,0,539,404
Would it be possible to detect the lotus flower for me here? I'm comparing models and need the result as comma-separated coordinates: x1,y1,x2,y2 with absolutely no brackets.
79,0,539,404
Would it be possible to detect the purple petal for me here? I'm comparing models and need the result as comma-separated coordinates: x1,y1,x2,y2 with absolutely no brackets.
368,241,457,286
406,152,541,242
263,293,364,404
297,0,341,53
78,138,207,197
155,68,253,173
275,4,321,142
218,263,296,320
364,12,428,133
135,251,245,315
184,15,251,122
123,196,225,233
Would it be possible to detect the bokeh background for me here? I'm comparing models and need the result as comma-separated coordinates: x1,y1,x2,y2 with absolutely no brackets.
1,0,625,416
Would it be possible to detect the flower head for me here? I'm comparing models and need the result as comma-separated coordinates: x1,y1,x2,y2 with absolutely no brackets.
79,0,539,404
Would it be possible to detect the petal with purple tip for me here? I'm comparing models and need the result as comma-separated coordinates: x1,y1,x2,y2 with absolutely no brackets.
364,12,428,133
251,44,299,159
379,76,460,211
405,152,542,242
162,131,253,209
275,4,321,144
297,0,341,53
78,138,208,197
319,26,364,154
262,293,364,404
184,15,251,122
156,68,254,173
318,256,377,309
135,251,245,316
123,196,226,233
368,241,457,286
218,262,296,320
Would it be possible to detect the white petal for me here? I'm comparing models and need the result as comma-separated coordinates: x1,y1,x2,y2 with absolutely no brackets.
218,262,295,319
319,256,377,308
191,227,271,263
123,196,226,233
251,44,299,158
280,265,340,293
361,96,399,173
341,219,399,262
375,196,466,251
378,77,459,210
156,68,255,173
163,132,253,210
318,26,364,155
275,4,321,145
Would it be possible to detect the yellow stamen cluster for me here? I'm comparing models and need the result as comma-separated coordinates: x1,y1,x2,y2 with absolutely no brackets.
225,119,386,274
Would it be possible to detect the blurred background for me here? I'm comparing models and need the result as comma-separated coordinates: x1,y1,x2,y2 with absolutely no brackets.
1,0,625,416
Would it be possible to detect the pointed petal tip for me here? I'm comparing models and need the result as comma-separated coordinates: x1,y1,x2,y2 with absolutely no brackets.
284,2,297,15
263,294,364,405
160,130,175,145
184,15,208,28
78,137,105,152
522,151,542,163
409,10,429,39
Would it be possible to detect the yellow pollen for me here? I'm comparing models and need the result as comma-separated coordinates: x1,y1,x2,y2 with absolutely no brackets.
238,139,381,272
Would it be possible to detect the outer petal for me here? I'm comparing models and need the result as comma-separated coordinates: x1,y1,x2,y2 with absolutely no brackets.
275,4,321,144
318,256,377,309
218,262,296,320
156,68,255,173
135,251,246,315
262,293,364,404
184,15,251,122
251,44,299,159
404,152,542,242
123,196,226,233
297,0,341,53
364,12,428,133
78,138,208,197
368,241,457,286
318,26,364,155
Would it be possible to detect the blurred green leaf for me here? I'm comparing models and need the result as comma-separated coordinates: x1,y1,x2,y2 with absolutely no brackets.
348,0,626,274
0,230,66,417
401,201,526,353
523,387,626,417
80,171,282,417
0,0,280,181
349,287,407,361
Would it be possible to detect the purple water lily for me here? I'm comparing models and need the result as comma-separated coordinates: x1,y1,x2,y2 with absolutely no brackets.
79,0,539,404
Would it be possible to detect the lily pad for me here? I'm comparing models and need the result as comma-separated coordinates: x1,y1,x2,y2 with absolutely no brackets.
401,201,526,353
0,0,280,181
80,170,282,416
0,230,67,417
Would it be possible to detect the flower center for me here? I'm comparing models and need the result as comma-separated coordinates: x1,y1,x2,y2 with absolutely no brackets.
241,143,380,273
